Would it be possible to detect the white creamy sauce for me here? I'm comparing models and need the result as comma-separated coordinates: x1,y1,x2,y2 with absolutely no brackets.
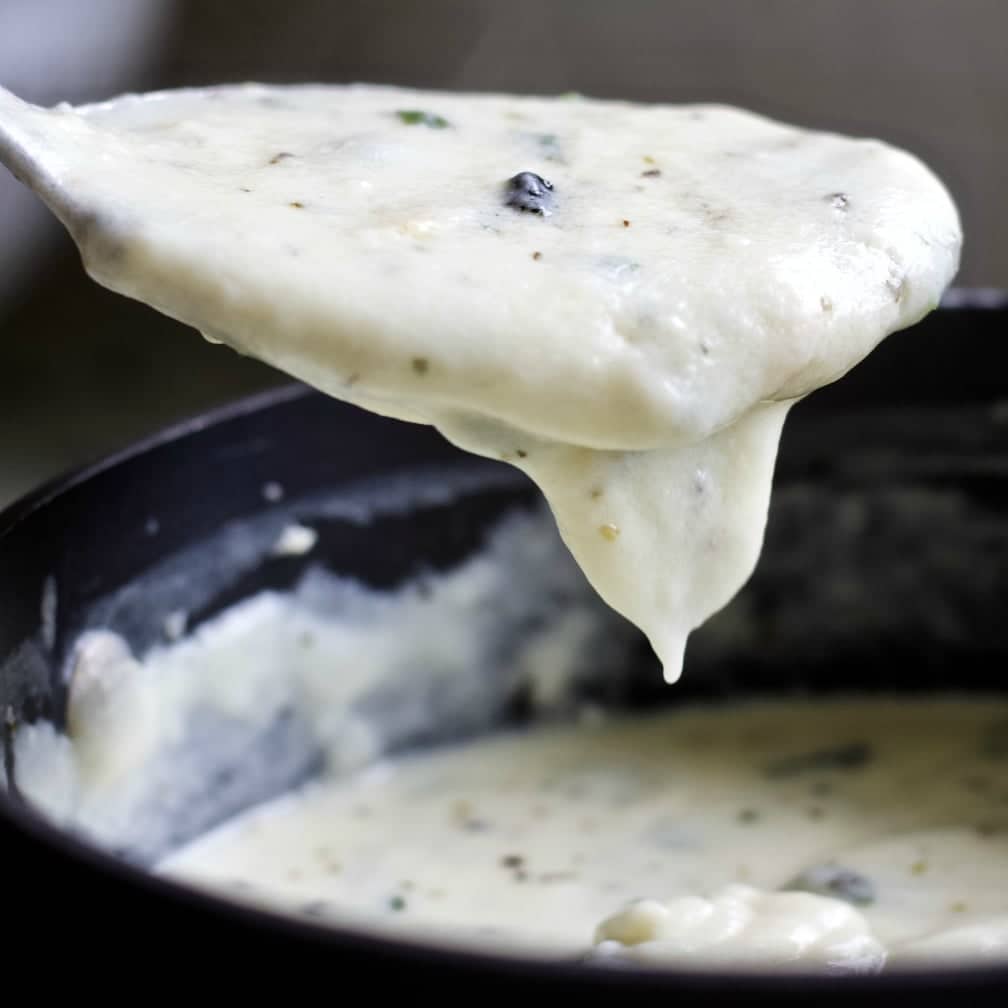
0,83,961,676
152,694,1008,970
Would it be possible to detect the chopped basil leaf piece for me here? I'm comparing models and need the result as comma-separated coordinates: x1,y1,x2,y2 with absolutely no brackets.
396,109,450,128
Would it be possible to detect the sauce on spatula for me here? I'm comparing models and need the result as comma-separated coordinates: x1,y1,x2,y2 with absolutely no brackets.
0,83,961,677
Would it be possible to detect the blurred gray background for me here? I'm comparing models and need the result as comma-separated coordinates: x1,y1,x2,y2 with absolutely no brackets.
1,0,1005,506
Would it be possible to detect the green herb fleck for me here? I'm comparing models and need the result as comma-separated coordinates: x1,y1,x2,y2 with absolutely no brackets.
396,109,450,128
737,808,760,824
412,357,430,375
388,895,407,912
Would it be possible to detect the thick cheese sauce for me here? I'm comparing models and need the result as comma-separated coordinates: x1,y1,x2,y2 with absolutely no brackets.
0,83,961,675
148,696,1008,970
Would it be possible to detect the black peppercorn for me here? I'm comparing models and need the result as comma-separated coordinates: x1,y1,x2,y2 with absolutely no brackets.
505,172,555,216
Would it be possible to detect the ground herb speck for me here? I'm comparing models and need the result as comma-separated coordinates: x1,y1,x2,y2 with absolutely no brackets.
396,109,450,128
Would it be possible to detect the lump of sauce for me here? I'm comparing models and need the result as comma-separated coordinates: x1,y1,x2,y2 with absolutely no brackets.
0,83,961,678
